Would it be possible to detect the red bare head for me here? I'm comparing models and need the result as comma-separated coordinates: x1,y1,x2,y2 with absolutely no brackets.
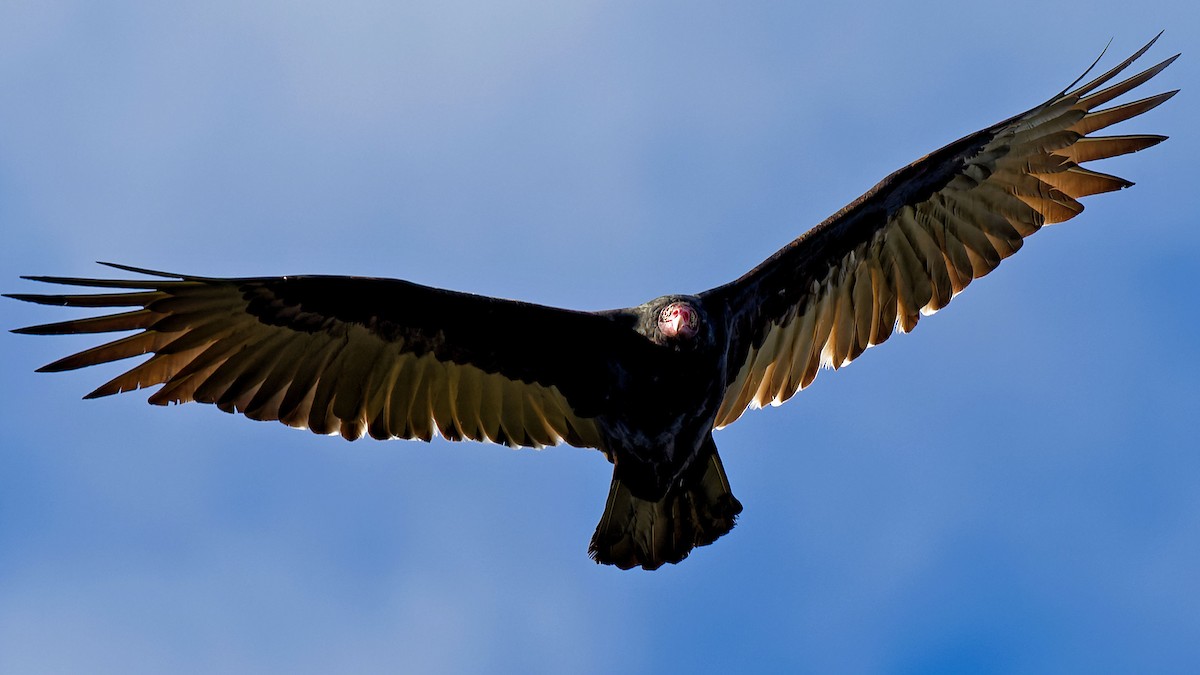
658,301,699,340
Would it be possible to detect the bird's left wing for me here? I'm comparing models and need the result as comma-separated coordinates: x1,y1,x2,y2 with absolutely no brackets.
703,36,1177,428
8,264,643,448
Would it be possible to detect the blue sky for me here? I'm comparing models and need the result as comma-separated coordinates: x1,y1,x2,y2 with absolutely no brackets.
1,2,1197,673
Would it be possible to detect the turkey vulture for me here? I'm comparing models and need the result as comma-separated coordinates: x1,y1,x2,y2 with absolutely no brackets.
7,36,1177,570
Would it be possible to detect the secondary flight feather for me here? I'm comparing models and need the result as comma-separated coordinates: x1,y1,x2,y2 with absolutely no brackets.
8,36,1178,570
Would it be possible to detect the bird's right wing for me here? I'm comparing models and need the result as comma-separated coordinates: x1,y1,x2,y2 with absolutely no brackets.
8,264,652,448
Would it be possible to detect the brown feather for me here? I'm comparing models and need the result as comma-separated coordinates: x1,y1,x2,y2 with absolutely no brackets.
39,332,172,373
6,290,164,308
780,301,820,402
753,313,793,404
850,260,875,359
1072,91,1177,135
867,257,898,346
14,309,161,335
883,225,929,332
87,345,206,400
1056,134,1166,163
897,209,953,312
827,275,856,368
331,332,389,424
429,363,461,441
805,290,837,378
1036,165,1132,197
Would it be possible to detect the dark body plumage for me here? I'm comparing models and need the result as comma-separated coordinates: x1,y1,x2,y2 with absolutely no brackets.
7,37,1177,569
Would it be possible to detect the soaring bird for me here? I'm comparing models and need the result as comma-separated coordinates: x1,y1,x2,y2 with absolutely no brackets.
7,36,1177,570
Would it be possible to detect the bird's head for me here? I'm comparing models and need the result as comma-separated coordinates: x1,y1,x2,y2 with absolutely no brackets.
658,301,699,341
636,295,713,351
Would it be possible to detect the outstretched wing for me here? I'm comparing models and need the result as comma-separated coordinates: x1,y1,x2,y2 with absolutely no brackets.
7,264,641,448
704,36,1177,428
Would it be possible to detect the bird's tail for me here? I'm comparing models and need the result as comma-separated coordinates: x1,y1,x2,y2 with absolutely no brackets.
589,449,742,570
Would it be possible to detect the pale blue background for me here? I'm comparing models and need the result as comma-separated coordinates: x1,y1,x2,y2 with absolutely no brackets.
2,2,1197,673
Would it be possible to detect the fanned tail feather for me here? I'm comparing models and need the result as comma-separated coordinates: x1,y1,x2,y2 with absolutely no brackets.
589,447,742,570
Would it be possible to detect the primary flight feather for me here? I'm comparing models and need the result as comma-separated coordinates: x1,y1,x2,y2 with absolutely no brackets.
8,36,1177,570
